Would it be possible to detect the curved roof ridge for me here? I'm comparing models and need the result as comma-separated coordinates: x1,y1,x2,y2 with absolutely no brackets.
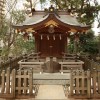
13,10,91,30
56,14,82,26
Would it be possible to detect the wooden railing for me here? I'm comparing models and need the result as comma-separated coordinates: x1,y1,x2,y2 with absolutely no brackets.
0,68,36,99
23,52,41,61
0,52,41,72
0,56,23,72
80,57,100,70
18,60,44,73
62,53,78,61
59,60,84,73
69,70,100,99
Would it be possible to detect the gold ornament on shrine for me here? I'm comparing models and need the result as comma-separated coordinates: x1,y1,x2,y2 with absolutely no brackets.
45,20,58,27
25,28,35,33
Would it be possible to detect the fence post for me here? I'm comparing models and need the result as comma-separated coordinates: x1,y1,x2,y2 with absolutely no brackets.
98,71,100,94
76,70,80,95
87,70,91,98
24,70,28,95
70,70,74,96
6,68,10,94
29,71,33,96
82,70,85,95
1,70,5,93
11,69,16,98
18,70,22,95
92,69,97,98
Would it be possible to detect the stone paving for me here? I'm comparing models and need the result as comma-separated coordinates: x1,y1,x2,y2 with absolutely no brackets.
35,85,67,99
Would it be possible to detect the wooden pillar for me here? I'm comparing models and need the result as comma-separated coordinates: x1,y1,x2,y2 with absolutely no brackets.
73,39,77,54
66,35,70,53
34,33,40,53
34,35,37,52
63,33,67,53
74,32,79,54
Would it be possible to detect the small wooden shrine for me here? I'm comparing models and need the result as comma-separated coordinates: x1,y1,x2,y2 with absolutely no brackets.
13,6,90,57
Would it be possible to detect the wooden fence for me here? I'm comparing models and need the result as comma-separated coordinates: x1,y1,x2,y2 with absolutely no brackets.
69,70,100,99
0,68,35,99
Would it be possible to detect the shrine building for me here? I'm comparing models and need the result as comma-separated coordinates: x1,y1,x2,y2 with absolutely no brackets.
13,6,90,57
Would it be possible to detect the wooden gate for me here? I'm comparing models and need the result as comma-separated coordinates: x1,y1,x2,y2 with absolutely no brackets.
69,70,100,99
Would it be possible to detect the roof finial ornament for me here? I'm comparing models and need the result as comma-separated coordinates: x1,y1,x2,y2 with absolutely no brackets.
43,5,55,18
49,5,55,12
48,5,60,18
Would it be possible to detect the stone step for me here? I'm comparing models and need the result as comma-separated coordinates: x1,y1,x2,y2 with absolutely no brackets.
33,73,70,79
33,73,70,85
33,79,70,85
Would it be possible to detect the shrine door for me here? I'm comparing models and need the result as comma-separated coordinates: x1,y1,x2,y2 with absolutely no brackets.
39,35,66,57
